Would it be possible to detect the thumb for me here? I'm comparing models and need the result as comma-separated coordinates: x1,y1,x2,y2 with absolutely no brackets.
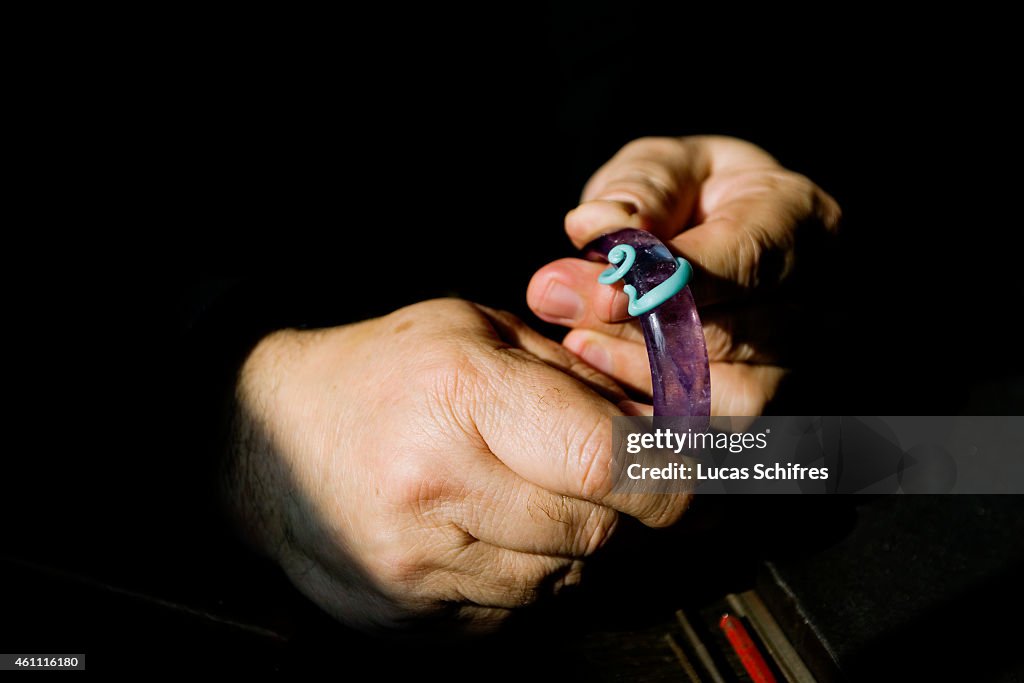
564,137,708,248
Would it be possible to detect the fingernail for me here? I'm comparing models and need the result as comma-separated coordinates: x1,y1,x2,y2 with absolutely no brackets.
578,339,612,374
539,280,583,323
608,287,631,321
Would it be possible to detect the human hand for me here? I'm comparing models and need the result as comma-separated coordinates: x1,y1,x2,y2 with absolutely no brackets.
224,299,690,634
528,136,841,415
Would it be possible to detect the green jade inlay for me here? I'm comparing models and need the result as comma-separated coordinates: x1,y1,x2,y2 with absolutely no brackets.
597,243,692,317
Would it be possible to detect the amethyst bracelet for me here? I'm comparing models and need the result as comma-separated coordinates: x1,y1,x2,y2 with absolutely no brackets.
585,229,711,421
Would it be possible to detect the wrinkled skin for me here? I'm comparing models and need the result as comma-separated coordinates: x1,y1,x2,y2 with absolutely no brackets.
529,135,841,416
226,300,689,634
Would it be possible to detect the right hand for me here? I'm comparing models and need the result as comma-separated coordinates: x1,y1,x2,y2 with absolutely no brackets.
528,136,842,416
225,299,691,634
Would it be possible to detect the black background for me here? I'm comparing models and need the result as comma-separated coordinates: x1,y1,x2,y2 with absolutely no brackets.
3,5,1022,677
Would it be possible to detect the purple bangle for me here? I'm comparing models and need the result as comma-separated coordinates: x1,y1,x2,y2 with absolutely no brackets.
585,228,711,421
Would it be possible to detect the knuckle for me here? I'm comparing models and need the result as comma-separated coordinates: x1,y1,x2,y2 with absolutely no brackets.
418,335,476,376
384,451,448,513
379,301,484,392
527,490,573,526
424,353,476,418
603,171,674,213
410,349,485,431
576,506,618,556
572,418,615,501
469,559,544,608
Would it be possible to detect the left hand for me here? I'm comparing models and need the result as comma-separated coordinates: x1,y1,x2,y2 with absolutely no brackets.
527,135,841,415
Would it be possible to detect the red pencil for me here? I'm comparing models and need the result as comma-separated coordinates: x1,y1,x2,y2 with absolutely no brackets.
719,613,778,683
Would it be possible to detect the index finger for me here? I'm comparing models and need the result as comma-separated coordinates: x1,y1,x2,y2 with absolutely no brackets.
565,136,709,248
565,136,840,306
468,343,691,528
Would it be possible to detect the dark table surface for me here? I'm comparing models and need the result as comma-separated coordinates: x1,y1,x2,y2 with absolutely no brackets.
6,494,1022,680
